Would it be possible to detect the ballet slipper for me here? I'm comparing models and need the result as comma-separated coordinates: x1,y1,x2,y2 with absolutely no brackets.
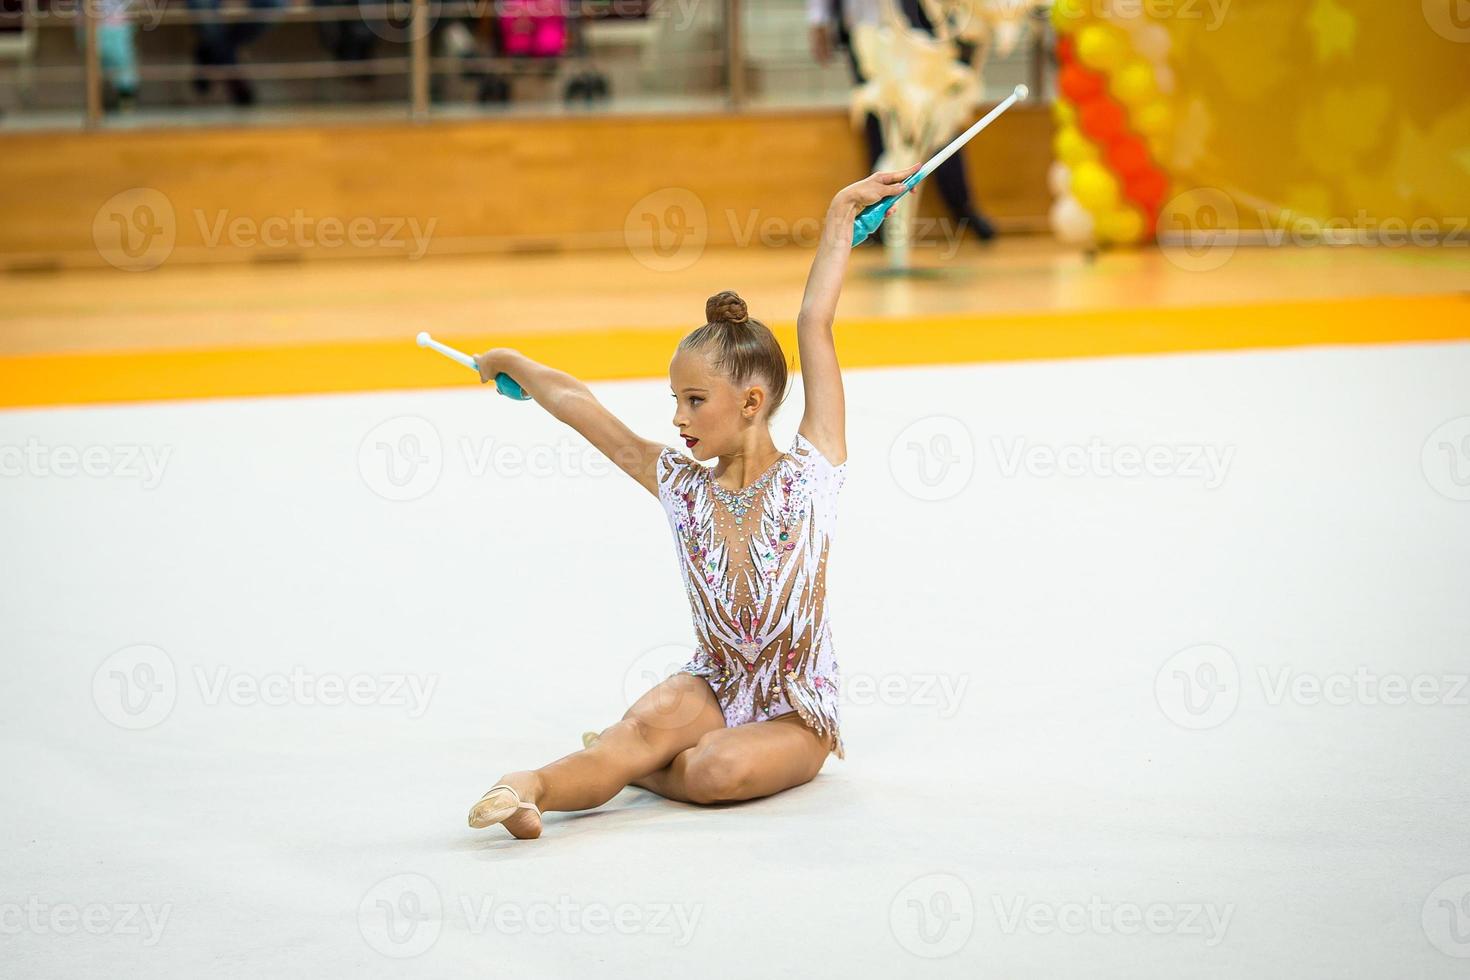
468,782,542,837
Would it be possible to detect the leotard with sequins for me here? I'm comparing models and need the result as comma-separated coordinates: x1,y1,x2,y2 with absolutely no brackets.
655,431,846,759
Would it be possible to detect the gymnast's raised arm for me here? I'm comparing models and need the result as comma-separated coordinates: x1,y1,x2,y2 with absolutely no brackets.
795,164,920,467
473,348,663,496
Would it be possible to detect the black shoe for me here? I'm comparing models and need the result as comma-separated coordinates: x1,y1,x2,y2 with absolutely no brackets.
192,45,213,95
227,77,256,107
964,210,997,243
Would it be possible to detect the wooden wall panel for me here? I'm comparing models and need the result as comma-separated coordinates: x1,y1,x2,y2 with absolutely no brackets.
0,107,1052,268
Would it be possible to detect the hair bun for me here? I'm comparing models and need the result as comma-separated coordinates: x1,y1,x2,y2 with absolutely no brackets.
705,290,749,326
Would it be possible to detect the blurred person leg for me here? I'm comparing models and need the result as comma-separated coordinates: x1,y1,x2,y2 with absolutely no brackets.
72,10,138,113
899,0,997,242
187,0,287,105
99,22,139,110
312,0,378,87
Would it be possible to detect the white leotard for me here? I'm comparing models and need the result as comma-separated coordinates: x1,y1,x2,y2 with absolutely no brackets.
655,431,846,759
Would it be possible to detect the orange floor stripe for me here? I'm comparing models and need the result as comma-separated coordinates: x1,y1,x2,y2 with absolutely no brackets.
1,294,1466,409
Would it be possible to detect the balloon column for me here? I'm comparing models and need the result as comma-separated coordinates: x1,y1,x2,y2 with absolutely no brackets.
1047,2,1174,248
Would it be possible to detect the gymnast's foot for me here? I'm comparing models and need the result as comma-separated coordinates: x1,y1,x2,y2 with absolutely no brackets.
468,771,544,839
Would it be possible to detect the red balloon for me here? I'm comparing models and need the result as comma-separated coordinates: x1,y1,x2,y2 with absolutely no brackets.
1125,169,1170,211
1059,63,1104,103
1056,35,1076,66
1078,97,1127,146
1107,136,1152,179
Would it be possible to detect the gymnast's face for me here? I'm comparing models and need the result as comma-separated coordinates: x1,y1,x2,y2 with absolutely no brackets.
669,347,768,461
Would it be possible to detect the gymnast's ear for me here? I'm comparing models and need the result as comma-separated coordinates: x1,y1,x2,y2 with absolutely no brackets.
741,384,767,421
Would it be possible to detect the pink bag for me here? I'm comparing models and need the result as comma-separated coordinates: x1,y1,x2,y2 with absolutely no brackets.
497,0,567,57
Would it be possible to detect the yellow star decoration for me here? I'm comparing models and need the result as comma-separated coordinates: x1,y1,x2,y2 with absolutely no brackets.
1186,5,1293,103
1307,0,1355,64
1295,84,1391,178
1385,102,1470,213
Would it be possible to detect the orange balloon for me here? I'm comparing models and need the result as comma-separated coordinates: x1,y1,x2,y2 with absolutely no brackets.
1125,169,1170,211
1079,97,1127,146
1107,136,1152,180
1059,63,1104,103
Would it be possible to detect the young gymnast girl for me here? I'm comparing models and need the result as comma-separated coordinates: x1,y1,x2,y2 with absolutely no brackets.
466,163,920,839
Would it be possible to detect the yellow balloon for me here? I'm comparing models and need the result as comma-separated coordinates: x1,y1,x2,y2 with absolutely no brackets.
1076,24,1125,72
1099,207,1145,244
1052,99,1076,128
1054,126,1098,167
1110,59,1157,108
1050,0,1087,33
1134,101,1173,137
1071,161,1119,212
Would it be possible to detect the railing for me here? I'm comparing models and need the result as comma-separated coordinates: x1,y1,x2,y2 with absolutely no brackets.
0,0,1046,130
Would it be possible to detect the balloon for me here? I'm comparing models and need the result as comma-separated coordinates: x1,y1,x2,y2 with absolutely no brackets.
1059,63,1104,103
1079,97,1127,146
1099,207,1145,244
1050,0,1088,33
1052,98,1076,128
1134,23,1170,62
1053,126,1099,166
1050,195,1095,246
1048,161,1072,197
1071,160,1120,211
1110,59,1158,107
1133,100,1172,136
1125,169,1170,210
1056,34,1076,65
1106,135,1152,179
1076,24,1126,72
1154,64,1175,95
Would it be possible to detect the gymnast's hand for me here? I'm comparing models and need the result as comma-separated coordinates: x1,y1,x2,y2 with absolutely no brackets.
474,347,517,385
835,163,922,210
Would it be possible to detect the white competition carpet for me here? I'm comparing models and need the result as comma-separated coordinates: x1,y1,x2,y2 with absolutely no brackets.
2,343,1468,977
